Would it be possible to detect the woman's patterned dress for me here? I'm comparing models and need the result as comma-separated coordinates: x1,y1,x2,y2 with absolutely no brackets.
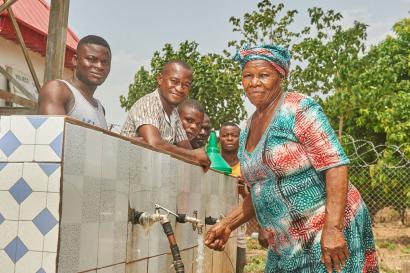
238,92,379,273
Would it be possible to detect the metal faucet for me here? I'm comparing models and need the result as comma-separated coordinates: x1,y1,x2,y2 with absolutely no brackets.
154,204,204,234
131,204,204,234
178,210,204,234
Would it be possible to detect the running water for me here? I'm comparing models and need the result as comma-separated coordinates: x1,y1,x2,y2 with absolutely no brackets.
196,234,205,273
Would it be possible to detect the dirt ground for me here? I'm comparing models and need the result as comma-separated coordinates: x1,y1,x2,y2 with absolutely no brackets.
373,223,410,273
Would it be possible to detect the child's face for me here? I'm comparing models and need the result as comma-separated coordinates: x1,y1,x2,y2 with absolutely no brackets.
179,107,204,141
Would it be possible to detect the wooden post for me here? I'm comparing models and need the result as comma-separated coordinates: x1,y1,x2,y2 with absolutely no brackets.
0,0,18,14
6,0,42,93
44,0,70,83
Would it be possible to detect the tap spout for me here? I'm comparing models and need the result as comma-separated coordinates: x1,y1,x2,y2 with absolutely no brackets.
176,211,203,234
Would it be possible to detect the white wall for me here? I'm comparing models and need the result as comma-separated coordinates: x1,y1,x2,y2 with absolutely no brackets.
0,36,73,105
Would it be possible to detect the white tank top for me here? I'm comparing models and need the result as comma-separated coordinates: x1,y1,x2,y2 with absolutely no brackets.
60,80,108,129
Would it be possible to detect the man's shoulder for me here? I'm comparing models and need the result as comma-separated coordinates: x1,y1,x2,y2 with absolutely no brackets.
42,79,67,90
40,79,71,98
128,90,162,114
134,90,159,105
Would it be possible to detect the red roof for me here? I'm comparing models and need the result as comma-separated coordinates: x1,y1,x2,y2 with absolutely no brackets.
0,0,79,68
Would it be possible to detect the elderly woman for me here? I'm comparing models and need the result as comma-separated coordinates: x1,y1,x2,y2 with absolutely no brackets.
205,44,379,273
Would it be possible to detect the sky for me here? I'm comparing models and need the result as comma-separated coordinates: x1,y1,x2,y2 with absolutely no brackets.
66,0,409,131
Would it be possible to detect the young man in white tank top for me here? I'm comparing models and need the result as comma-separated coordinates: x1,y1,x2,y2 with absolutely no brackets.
38,35,111,129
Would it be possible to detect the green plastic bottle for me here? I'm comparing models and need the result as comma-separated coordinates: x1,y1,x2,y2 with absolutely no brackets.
206,130,232,174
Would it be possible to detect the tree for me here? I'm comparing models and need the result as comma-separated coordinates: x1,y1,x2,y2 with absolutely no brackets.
120,41,246,128
326,18,410,149
336,18,410,223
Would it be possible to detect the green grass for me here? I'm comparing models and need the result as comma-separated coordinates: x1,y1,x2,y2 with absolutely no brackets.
246,238,265,250
377,241,397,250
244,255,266,273
400,244,410,254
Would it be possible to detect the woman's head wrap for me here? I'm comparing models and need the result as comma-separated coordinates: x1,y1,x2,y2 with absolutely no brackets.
234,44,291,77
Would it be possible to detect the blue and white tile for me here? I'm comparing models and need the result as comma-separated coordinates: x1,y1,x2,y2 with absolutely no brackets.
0,130,22,160
17,221,44,251
19,192,47,220
43,223,59,253
25,116,48,131
2,235,28,265
0,163,23,190
35,117,65,145
32,207,59,239
0,220,18,249
46,164,61,193
8,177,32,206
0,117,12,161
14,250,42,273
7,144,35,162
0,116,11,137
0,191,19,220
0,147,6,161
0,249,15,273
10,116,36,144
22,163,48,192
34,145,61,162
42,252,57,273
46,192,60,222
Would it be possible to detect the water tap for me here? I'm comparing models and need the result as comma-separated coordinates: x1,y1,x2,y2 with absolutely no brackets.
176,210,204,234
204,214,224,225
131,205,170,227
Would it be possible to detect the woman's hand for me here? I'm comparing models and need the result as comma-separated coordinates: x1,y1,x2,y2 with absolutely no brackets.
257,225,269,249
237,177,248,198
205,221,232,251
320,226,350,273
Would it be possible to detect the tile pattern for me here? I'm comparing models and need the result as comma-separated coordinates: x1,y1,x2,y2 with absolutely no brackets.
0,116,63,273
0,115,239,273
0,116,65,162
58,123,130,273
0,161,61,273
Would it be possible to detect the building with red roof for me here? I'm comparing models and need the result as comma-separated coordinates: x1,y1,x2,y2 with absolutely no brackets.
0,0,79,68
0,0,79,106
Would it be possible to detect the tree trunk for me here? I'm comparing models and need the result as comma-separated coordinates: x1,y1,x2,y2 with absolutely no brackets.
338,114,344,140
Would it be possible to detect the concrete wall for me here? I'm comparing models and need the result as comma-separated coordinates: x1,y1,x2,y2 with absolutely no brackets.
0,116,238,273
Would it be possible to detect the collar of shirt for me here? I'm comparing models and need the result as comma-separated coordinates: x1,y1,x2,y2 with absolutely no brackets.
154,89,179,125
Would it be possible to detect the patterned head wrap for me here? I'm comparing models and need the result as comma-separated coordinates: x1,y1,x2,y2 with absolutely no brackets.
234,44,291,77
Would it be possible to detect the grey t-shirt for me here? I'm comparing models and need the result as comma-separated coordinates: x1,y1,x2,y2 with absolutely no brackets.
61,80,108,129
